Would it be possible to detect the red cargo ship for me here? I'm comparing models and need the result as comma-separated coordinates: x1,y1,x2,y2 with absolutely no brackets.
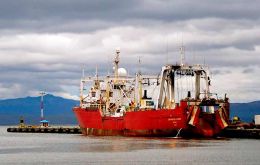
73,49,229,137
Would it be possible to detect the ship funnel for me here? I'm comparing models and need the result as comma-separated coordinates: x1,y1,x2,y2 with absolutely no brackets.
187,91,191,98
142,90,148,99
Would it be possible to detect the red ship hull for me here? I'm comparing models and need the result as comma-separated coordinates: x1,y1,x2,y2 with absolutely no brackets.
73,101,230,137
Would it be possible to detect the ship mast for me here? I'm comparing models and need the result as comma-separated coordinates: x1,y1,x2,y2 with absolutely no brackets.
114,49,120,82
80,68,85,107
138,57,142,105
180,45,185,66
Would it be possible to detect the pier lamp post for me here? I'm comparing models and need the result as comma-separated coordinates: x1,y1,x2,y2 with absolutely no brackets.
39,91,46,120
39,91,49,127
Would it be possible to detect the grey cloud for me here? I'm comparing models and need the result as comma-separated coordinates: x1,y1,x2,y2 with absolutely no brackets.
242,68,255,74
0,0,260,32
211,69,231,76
0,0,260,102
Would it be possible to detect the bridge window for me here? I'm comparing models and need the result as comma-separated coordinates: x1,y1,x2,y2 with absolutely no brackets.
146,101,154,106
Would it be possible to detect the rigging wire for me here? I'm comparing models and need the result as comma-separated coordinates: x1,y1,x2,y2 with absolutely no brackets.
185,75,188,97
180,74,183,100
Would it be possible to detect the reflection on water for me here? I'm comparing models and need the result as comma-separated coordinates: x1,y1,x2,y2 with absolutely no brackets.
77,136,225,153
0,126,259,165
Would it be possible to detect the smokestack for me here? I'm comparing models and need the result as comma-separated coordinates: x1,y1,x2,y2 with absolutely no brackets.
187,91,191,98
142,90,148,99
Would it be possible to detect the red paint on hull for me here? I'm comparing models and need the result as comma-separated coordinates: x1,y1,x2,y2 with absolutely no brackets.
73,101,230,137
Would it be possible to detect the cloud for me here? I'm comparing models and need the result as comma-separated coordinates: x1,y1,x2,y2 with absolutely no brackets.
0,0,260,33
211,66,260,102
0,0,259,102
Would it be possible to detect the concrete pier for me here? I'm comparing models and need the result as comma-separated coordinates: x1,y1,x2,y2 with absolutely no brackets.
7,126,260,138
7,127,82,134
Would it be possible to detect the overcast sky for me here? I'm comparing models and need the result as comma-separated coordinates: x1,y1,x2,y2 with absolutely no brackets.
0,0,259,102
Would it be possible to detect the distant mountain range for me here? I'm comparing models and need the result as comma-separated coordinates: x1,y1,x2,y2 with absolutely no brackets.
0,94,260,125
230,101,260,122
0,94,78,125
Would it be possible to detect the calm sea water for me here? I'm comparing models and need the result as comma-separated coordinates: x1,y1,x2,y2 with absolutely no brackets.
0,126,259,165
